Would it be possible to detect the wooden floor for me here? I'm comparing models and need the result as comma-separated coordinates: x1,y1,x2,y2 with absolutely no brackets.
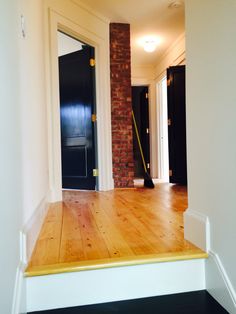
26,184,207,277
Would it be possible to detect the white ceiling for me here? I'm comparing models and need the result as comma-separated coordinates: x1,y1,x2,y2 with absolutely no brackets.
76,0,185,66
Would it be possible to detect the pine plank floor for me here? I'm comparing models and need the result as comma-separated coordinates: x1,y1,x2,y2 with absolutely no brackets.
26,184,207,277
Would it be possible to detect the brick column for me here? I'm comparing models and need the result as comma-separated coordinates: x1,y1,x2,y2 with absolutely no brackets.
110,23,134,188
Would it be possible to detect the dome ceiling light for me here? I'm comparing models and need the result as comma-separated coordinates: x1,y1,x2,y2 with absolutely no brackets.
138,36,162,53
143,39,157,53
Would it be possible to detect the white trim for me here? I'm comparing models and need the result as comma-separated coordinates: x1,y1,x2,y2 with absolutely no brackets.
154,33,186,82
12,263,26,314
157,33,185,66
45,6,114,202
21,197,49,264
14,196,49,313
26,258,205,312
134,178,168,185
206,251,236,313
156,76,169,182
71,0,110,24
184,209,210,252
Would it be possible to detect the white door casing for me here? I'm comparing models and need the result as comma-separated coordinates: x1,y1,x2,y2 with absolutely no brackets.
44,6,114,201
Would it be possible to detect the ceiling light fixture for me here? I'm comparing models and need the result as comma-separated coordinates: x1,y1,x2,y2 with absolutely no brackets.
143,39,157,53
139,36,161,53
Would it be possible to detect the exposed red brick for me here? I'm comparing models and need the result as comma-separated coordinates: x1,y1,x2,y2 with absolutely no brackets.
110,23,134,188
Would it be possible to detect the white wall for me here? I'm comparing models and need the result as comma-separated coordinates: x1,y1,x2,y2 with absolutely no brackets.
185,1,236,312
18,0,49,225
0,0,23,312
0,0,48,310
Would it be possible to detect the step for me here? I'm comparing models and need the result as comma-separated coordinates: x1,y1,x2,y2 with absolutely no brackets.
26,256,207,312
28,290,228,314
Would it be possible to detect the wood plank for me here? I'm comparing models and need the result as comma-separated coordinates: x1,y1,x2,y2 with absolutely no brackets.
59,201,110,262
26,184,207,276
28,203,63,266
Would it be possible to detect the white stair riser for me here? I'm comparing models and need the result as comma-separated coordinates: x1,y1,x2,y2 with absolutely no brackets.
26,259,206,312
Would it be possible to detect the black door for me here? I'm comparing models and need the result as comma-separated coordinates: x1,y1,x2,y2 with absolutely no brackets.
167,65,187,184
59,45,96,190
132,86,150,177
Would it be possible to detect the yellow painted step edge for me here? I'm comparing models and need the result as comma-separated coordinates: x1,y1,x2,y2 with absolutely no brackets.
25,251,208,277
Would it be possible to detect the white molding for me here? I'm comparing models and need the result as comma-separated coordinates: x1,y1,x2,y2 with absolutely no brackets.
134,178,167,185
154,33,186,82
157,32,185,65
12,263,27,314
45,7,114,202
26,258,205,312
206,251,236,314
14,196,49,313
70,0,110,24
184,209,210,251
21,197,49,264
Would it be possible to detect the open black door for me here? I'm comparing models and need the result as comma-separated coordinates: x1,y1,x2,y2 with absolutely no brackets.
132,86,150,177
59,44,96,190
167,65,187,185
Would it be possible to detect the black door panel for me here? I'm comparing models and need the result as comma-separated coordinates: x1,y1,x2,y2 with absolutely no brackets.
167,65,187,185
59,45,96,190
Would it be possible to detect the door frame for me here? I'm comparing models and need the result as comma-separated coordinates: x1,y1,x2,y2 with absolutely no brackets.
132,86,151,177
45,8,114,201
131,81,158,178
156,75,169,182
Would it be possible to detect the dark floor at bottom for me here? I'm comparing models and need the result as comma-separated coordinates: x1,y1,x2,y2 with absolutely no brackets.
29,290,229,314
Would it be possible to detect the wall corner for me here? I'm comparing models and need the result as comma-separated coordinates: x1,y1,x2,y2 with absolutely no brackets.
184,208,210,252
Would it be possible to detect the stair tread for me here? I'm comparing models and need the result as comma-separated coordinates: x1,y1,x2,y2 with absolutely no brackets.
25,250,208,277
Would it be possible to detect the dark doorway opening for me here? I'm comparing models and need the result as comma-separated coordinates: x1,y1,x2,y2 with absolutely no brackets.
132,86,150,178
167,65,187,185
58,32,96,190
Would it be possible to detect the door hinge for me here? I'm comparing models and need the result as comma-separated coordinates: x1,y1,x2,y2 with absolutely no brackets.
93,169,99,177
168,118,172,126
91,114,97,122
167,78,171,87
145,92,149,99
147,163,150,169
90,58,95,67
169,169,173,177
146,128,149,134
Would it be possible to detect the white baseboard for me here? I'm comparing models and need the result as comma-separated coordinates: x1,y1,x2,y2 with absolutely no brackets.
26,258,205,312
184,208,210,251
134,178,168,185
12,263,27,314
14,195,49,313
21,196,49,264
206,251,236,314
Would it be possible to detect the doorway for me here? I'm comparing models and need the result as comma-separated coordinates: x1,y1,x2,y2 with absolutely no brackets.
157,77,169,182
132,86,150,178
157,65,187,185
167,65,187,185
58,32,97,190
